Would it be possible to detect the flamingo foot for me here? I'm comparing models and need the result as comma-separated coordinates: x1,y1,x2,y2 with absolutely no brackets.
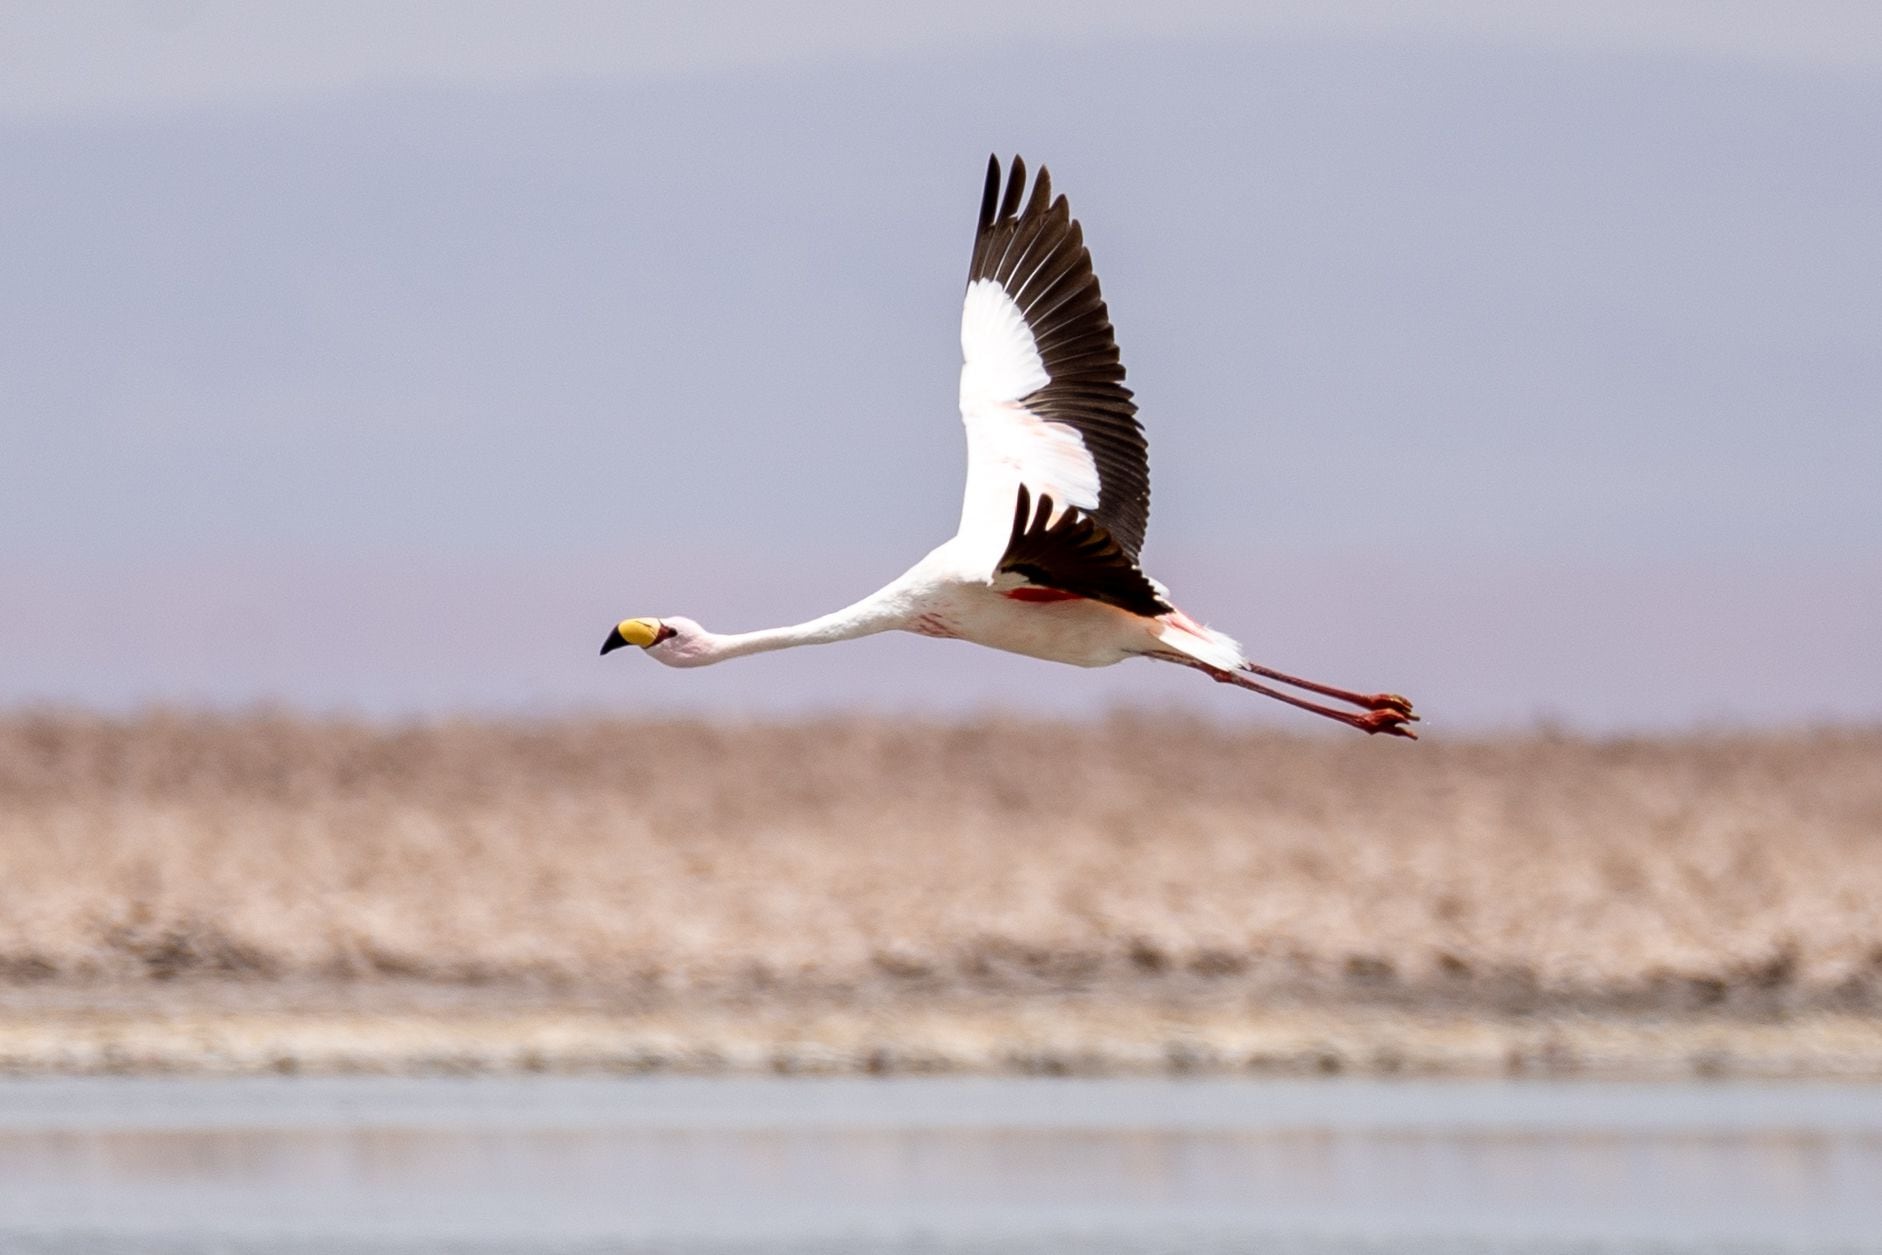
1356,707,1419,739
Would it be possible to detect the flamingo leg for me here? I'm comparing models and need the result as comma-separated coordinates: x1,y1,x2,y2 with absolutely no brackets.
1154,654,1418,738
1241,663,1415,718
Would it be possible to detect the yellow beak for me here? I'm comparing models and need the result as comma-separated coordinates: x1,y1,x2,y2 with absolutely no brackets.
601,618,659,655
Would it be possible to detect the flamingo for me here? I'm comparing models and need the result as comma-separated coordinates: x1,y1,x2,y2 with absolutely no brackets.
602,156,1418,738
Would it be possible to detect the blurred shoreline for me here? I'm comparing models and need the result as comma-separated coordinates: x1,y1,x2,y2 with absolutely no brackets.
3,711,1879,1077
4,984,1882,1079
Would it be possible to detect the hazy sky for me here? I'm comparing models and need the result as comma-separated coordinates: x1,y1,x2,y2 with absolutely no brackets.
3,3,1878,729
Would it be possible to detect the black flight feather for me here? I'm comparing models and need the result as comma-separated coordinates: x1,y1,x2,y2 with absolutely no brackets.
996,485,1171,619
968,155,1151,563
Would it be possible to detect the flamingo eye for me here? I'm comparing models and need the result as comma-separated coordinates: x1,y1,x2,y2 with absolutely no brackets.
654,623,678,644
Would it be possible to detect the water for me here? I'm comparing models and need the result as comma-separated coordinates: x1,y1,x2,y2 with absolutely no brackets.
0,1076,1877,1253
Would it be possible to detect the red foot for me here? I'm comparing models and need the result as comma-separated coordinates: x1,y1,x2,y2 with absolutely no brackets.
1356,708,1418,738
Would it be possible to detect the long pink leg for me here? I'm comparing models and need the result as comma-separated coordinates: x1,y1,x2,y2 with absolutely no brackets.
1241,662,1415,717
1156,655,1418,738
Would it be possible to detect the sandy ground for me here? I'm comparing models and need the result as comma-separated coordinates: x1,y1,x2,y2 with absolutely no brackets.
2,711,1878,1076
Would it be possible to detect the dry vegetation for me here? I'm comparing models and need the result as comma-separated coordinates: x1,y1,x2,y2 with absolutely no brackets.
3,709,1879,1027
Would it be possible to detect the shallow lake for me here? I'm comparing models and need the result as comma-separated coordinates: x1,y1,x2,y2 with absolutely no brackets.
0,1075,1878,1253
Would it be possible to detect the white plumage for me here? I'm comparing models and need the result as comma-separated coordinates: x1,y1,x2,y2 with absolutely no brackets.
602,156,1417,737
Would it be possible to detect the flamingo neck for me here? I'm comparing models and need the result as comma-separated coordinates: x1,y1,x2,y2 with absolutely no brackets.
695,599,904,664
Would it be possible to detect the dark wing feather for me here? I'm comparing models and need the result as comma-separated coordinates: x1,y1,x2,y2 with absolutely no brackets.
997,486,1171,618
970,155,1151,562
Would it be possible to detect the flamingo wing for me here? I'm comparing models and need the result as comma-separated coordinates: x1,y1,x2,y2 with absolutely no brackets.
954,155,1164,613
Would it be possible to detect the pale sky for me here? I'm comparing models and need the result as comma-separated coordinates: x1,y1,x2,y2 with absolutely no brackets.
6,2,1880,119
3,3,1878,728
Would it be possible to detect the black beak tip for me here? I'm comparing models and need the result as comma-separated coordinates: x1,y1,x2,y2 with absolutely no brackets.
600,626,629,656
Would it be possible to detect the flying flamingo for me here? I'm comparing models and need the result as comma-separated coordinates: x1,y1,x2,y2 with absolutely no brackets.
603,156,1418,738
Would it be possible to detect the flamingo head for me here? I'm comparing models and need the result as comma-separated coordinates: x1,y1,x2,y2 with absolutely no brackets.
599,616,709,667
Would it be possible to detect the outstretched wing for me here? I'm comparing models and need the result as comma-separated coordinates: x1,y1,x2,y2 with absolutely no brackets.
954,155,1151,577
997,485,1171,617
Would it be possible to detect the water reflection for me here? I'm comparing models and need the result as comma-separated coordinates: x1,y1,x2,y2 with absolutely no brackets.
0,1079,1879,1254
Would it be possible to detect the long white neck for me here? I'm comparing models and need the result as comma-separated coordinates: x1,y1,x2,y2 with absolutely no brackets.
689,593,909,666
